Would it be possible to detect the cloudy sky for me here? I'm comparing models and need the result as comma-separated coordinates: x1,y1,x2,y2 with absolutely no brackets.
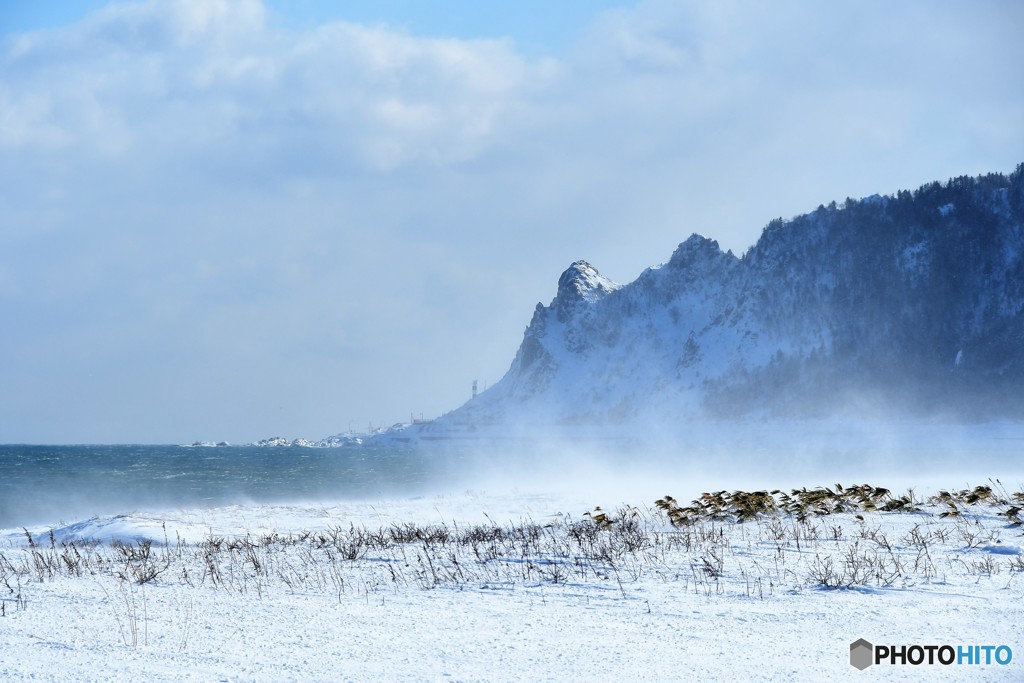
2,0,1021,444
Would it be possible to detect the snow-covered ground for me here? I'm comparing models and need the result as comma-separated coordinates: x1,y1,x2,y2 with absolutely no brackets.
2,481,1023,681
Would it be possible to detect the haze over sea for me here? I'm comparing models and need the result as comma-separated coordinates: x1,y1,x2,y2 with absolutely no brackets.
5,421,1024,534
0,444,458,530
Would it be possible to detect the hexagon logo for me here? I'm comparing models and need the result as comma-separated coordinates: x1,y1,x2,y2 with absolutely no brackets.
850,638,874,670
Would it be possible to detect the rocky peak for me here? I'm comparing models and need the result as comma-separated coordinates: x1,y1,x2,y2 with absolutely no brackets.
667,234,732,269
552,260,619,322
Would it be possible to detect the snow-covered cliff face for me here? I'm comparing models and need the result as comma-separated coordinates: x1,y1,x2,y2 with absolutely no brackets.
452,166,1024,427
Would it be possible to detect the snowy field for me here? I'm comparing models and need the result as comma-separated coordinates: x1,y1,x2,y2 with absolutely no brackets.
2,479,1024,681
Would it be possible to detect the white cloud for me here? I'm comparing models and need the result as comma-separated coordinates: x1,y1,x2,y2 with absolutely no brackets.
1,2,553,176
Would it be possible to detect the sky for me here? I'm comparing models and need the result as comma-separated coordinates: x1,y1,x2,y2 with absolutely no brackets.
1,0,1022,444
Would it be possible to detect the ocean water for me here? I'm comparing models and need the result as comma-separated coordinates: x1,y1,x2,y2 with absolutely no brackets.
5,422,1024,533
0,444,468,530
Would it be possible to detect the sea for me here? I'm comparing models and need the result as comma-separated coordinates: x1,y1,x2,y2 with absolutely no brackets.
4,422,1024,535
0,443,469,531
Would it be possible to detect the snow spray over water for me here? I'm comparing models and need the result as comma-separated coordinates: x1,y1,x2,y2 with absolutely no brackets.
3,421,1022,535
434,418,1024,507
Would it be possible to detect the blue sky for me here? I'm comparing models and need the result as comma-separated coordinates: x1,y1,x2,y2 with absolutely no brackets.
0,1,623,53
1,0,1022,443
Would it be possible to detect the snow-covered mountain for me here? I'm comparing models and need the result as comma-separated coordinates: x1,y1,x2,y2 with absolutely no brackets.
432,165,1024,432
